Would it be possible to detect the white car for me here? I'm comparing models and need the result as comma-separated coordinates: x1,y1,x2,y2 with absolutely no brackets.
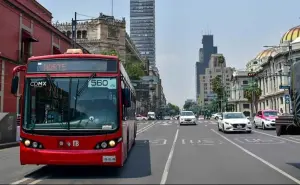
217,112,252,133
212,113,222,120
136,114,148,121
179,111,197,125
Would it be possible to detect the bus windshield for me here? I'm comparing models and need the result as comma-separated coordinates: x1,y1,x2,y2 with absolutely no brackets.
23,77,118,131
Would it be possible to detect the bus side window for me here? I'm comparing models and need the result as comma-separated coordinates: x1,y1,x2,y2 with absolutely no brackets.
121,79,127,120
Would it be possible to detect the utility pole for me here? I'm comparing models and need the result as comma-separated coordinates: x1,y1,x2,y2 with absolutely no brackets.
71,12,77,48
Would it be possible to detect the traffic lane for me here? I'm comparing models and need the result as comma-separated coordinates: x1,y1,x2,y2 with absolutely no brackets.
166,122,296,184
219,128,300,181
0,147,44,184
32,121,178,184
137,120,154,130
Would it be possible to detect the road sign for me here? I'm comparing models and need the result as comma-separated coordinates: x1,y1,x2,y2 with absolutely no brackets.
279,85,290,90
284,94,290,104
207,93,217,97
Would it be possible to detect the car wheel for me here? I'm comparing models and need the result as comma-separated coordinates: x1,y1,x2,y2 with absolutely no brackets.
218,123,221,131
262,122,265,130
247,130,252,133
222,125,226,133
215,116,219,120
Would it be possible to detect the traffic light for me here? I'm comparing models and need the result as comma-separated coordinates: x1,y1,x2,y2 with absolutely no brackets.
248,72,256,77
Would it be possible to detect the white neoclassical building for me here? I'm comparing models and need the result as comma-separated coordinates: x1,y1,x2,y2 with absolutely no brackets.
241,25,300,114
228,70,252,116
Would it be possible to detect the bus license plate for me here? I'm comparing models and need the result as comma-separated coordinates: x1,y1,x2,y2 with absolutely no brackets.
103,156,116,163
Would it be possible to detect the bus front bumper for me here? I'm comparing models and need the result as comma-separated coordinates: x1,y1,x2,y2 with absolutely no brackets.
20,144,123,166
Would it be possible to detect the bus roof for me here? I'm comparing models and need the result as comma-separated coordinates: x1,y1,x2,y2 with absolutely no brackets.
28,53,118,61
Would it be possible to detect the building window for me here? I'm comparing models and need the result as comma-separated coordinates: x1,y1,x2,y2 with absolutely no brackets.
67,31,71,38
82,30,87,39
20,29,38,63
280,97,283,104
266,100,269,106
77,31,81,39
242,80,248,85
243,104,250,109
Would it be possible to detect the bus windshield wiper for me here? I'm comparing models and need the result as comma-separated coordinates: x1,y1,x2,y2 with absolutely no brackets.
76,72,96,97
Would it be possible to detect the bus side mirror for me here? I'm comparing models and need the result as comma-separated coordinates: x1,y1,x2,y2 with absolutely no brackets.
122,88,131,107
11,76,19,95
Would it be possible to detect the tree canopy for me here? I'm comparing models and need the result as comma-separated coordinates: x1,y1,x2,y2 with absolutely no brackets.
244,83,262,112
166,103,180,115
101,50,145,80
211,75,224,98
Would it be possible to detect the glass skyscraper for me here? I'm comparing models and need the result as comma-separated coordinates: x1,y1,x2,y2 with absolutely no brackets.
130,0,156,67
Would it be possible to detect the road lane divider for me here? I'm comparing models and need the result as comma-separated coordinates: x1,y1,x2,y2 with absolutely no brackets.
137,121,158,135
160,129,179,185
211,129,300,184
253,130,300,144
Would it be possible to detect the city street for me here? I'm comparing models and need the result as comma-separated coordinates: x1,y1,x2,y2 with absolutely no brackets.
2,120,300,184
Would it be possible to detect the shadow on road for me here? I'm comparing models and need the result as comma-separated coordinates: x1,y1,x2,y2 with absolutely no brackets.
24,140,151,179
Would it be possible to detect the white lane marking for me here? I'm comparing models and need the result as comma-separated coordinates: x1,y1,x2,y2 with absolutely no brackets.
10,178,31,184
28,176,50,184
253,130,300,144
137,121,158,135
160,129,179,185
211,129,300,184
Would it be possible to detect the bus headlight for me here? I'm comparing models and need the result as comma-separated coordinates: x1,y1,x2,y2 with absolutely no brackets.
101,142,107,148
24,140,31,146
21,138,44,149
109,140,116,147
94,138,122,149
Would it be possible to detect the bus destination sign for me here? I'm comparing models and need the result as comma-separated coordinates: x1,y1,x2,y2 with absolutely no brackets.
27,59,117,73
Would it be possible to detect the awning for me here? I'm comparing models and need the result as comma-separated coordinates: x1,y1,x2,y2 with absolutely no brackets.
22,29,39,42
53,46,61,54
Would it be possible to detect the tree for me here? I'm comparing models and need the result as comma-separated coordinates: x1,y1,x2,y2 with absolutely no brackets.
244,83,262,113
211,76,223,98
166,103,180,115
183,101,196,110
125,62,145,80
211,75,225,111
101,50,145,80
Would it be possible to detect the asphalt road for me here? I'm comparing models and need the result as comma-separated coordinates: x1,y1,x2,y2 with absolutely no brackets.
2,119,300,184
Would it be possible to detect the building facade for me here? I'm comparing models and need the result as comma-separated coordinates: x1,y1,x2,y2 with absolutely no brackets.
228,70,251,115
199,54,233,106
54,13,145,65
130,0,156,67
237,25,300,114
195,35,218,100
0,0,87,113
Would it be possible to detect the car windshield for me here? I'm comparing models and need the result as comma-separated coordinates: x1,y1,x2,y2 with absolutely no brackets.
181,112,194,116
223,113,245,119
23,77,118,131
263,111,278,116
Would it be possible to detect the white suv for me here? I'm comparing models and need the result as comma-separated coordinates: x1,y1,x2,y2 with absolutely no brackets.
179,111,197,125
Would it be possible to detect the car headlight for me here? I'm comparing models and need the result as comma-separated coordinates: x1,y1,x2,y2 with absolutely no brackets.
248,122,251,124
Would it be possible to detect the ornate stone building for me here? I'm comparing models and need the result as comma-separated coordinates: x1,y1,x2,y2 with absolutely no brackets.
53,13,144,64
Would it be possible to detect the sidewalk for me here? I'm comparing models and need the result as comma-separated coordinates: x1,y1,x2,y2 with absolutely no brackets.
0,142,19,150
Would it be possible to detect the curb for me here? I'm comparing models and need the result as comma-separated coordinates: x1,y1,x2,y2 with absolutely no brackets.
0,142,19,150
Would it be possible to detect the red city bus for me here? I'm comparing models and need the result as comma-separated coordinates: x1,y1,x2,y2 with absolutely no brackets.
10,49,137,167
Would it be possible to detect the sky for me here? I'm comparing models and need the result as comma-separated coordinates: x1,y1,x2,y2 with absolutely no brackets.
38,0,300,108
